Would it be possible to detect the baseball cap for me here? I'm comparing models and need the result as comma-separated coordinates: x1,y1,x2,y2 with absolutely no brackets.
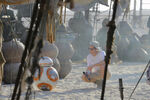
89,41,102,51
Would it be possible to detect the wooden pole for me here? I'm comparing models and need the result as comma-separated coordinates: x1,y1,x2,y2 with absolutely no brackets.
133,0,136,27
139,0,143,26
100,0,118,99
119,78,124,100
139,0,142,15
133,0,136,16
128,60,150,100
85,9,89,22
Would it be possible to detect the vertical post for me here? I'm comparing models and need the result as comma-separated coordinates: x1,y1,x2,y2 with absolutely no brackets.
128,0,131,20
128,60,150,100
139,0,142,27
133,0,136,27
139,0,142,16
133,0,136,16
85,9,89,22
100,0,118,100
119,78,124,100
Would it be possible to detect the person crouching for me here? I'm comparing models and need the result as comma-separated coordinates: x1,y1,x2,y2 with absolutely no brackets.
82,41,111,88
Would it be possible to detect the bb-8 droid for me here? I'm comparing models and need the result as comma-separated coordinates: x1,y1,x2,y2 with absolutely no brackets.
33,56,59,91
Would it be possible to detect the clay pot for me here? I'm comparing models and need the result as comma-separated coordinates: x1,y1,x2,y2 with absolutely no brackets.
3,63,20,84
68,13,93,60
58,59,72,79
55,42,74,60
2,40,24,63
52,58,61,73
40,41,59,59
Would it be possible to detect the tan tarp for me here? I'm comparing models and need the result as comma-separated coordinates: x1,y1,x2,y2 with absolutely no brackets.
0,0,35,5
68,0,108,11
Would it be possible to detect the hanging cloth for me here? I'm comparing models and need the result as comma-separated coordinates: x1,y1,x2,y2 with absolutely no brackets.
67,0,108,12
0,0,35,5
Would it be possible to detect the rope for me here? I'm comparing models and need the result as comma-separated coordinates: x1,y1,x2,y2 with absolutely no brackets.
64,3,67,23
128,59,150,100
46,14,55,43
100,0,118,100
46,0,73,43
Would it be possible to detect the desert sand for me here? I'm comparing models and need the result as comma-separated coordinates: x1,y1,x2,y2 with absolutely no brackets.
0,62,150,100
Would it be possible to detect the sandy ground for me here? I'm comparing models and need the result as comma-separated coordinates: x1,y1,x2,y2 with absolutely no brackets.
0,62,150,100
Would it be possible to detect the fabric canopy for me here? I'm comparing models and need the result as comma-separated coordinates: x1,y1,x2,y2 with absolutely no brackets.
68,0,108,12
0,0,108,11
0,0,34,5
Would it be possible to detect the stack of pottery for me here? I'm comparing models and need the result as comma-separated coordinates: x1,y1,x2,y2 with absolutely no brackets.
40,40,60,72
127,34,149,62
117,21,149,62
68,12,93,60
55,42,74,79
55,24,75,79
2,40,24,83
96,18,121,63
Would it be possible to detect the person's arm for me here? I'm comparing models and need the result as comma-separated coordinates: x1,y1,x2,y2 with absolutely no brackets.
88,61,105,69
93,61,105,67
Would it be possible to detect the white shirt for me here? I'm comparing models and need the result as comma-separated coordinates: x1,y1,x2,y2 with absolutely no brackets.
86,51,105,73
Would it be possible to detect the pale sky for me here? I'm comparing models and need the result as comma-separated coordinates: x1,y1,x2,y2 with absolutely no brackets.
100,0,150,11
